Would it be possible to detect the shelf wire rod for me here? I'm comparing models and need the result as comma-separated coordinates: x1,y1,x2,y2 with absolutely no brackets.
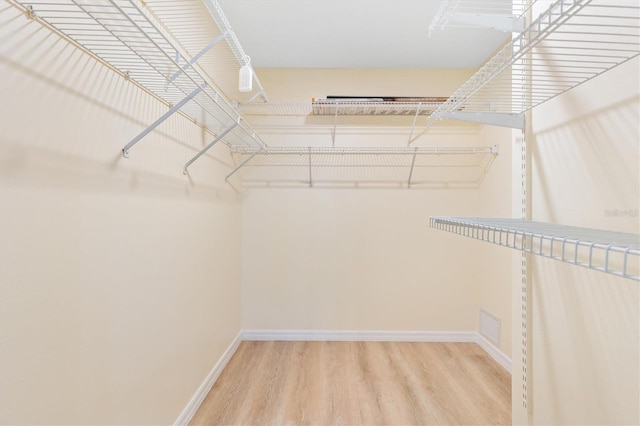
123,83,206,158
407,147,419,188
407,103,422,146
225,148,264,182
166,30,228,87
331,107,338,147
66,0,187,97
308,147,313,188
183,121,239,174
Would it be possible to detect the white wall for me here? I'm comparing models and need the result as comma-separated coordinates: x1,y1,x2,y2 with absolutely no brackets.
0,5,242,424
520,58,640,425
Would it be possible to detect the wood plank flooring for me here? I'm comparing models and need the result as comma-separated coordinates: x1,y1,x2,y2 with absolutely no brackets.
190,341,511,425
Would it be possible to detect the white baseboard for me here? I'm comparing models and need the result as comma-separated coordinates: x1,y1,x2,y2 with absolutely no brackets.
474,333,512,373
241,329,477,342
242,329,511,372
174,331,242,426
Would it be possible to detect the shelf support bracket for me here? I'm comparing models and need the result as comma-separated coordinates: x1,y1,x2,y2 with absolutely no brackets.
448,14,526,32
237,91,265,111
183,121,240,174
225,148,264,183
166,32,228,87
407,103,422,146
407,147,418,188
441,111,525,129
331,107,338,147
122,84,206,158
308,147,313,188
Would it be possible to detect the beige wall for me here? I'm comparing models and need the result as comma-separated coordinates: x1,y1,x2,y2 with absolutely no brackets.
519,58,639,425
242,187,481,331
256,68,477,101
474,124,514,358
240,68,514,340
0,5,242,424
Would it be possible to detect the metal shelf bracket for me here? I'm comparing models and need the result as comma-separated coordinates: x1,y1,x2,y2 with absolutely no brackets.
442,111,525,129
166,31,228,88
122,84,206,159
225,147,264,182
448,14,526,32
183,121,240,174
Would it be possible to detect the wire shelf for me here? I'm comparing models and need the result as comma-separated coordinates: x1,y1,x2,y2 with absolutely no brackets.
430,217,640,281
139,0,266,104
239,101,444,117
427,0,640,126
13,0,267,154
228,146,498,189
429,0,536,35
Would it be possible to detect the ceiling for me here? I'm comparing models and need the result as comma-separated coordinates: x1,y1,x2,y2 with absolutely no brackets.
216,0,512,69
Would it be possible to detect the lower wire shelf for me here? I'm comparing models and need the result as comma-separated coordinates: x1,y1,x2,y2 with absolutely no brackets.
430,217,640,281
227,146,498,189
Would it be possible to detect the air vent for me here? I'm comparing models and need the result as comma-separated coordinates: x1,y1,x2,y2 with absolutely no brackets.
480,309,501,346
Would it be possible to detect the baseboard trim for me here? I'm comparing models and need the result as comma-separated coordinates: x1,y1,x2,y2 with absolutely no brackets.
474,333,512,373
174,331,242,426
241,329,477,342
242,329,511,372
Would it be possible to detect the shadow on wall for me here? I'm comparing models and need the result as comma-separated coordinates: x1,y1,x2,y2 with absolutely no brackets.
532,257,639,425
531,96,640,232
0,143,239,204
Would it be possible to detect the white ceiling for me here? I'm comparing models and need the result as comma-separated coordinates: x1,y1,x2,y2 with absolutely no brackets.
216,0,512,69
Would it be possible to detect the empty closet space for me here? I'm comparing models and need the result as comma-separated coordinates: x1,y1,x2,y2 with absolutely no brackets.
190,341,511,425
0,1,638,425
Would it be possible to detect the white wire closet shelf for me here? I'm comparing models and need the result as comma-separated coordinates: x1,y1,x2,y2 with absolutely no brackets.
134,0,268,104
429,0,535,35
11,0,268,165
430,217,640,281
239,100,445,117
427,0,640,128
227,146,499,189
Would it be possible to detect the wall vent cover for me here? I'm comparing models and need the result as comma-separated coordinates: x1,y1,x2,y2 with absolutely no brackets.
480,309,501,346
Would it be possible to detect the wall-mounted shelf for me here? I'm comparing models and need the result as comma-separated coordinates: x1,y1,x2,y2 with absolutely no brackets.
430,217,640,281
427,0,640,128
12,0,267,170
240,101,444,117
429,0,535,34
227,146,498,189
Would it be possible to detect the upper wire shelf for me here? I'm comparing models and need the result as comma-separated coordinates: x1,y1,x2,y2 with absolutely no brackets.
12,0,268,157
427,0,640,127
430,217,640,281
239,101,444,117
429,0,536,35
227,145,499,189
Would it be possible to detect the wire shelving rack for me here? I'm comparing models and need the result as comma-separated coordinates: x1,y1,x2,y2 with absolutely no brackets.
430,217,640,281
227,146,499,189
429,0,536,35
427,0,640,128
11,0,268,164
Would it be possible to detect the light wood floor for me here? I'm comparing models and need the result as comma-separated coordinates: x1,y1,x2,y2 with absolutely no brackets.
190,341,511,425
